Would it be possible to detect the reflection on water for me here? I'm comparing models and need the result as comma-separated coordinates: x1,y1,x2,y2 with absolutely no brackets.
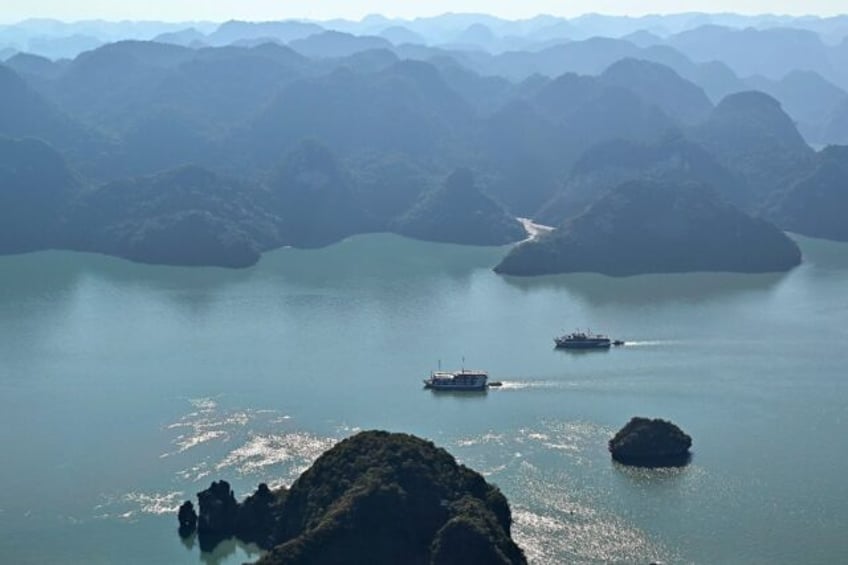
258,233,506,285
611,461,699,491
424,389,490,401
163,399,341,489
555,346,612,355
197,537,263,565
2,234,848,564
451,421,677,564
502,269,788,305
0,235,507,320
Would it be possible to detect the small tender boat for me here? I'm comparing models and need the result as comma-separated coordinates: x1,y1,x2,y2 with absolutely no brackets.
423,369,489,391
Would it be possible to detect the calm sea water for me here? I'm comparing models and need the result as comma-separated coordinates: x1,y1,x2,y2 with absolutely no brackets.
1,234,847,564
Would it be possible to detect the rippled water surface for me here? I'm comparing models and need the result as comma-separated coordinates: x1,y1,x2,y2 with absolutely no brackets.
1,234,847,564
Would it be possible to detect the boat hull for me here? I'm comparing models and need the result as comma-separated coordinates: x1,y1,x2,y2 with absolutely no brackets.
423,381,488,392
554,340,611,349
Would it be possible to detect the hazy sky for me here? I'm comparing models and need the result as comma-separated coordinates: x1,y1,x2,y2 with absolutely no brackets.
0,0,845,23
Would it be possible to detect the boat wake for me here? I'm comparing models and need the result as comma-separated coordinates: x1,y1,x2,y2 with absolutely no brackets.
619,340,679,347
490,380,574,391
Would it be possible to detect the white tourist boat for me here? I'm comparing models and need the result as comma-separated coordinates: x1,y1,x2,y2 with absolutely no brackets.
423,369,489,391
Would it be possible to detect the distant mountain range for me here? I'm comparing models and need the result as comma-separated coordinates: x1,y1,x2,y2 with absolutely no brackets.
0,13,846,272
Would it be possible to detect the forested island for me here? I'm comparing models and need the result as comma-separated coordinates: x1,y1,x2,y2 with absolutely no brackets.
495,180,802,276
1,15,847,272
177,431,526,565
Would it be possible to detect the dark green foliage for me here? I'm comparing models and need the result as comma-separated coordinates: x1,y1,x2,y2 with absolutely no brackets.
600,58,713,124
258,430,525,565
430,496,525,565
45,41,304,143
0,137,81,252
182,431,525,565
477,100,566,216
235,484,287,549
609,417,692,467
0,64,100,156
115,110,214,177
746,70,848,145
480,70,678,216
0,35,830,270
691,91,816,211
392,168,525,246
66,165,277,267
52,41,193,132
348,152,435,226
247,60,471,168
531,73,677,149
496,179,801,277
770,145,848,241
267,140,373,247
536,133,745,224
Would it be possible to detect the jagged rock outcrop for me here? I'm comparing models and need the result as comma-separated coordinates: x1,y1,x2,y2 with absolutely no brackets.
196,480,240,551
235,483,284,549
177,501,198,538
179,431,526,565
495,179,802,277
609,417,693,467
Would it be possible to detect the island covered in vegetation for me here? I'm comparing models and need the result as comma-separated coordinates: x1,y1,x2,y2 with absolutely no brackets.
177,430,526,565
2,21,846,271
609,417,693,467
494,180,802,277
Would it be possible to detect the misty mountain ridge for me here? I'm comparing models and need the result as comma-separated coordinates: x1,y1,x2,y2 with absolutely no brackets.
0,12,846,271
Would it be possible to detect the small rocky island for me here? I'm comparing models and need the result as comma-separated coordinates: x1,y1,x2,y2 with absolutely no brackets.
495,179,802,277
609,417,693,467
177,430,527,565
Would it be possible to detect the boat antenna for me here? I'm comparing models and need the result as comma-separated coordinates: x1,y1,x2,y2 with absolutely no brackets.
438,359,441,371
462,356,465,371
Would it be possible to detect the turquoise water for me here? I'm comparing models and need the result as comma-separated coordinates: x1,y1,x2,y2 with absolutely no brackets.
1,234,847,564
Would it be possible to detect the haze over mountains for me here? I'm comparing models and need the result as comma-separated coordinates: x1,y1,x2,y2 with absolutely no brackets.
1,12,846,272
